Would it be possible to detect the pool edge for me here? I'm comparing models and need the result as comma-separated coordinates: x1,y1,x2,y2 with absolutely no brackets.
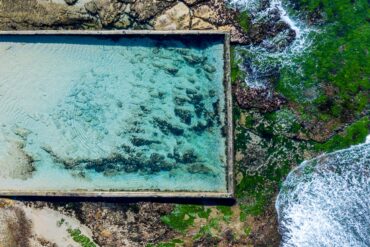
0,30,234,199
0,30,229,36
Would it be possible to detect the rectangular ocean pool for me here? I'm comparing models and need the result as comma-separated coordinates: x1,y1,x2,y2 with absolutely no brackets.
0,31,233,197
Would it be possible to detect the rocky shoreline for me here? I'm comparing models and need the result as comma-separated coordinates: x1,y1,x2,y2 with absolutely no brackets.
0,0,297,46
0,0,246,43
1,0,368,246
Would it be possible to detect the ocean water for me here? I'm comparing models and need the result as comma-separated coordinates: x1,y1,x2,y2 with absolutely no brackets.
0,35,227,192
226,1,369,245
276,140,370,247
227,0,315,89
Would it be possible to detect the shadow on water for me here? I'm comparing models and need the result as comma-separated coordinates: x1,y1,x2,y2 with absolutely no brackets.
2,195,236,206
0,34,224,50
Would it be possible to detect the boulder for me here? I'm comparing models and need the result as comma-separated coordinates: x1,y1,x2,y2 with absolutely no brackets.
233,81,287,112
132,0,176,22
191,17,215,30
193,5,218,20
84,1,99,15
153,2,190,30
183,0,202,5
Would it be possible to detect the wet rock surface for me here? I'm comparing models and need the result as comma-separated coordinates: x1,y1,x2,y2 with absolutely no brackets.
234,81,287,112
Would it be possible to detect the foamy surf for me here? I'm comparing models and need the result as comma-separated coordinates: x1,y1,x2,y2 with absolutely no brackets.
276,139,370,247
227,0,315,88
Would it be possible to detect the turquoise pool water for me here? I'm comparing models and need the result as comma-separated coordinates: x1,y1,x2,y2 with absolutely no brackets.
0,35,227,192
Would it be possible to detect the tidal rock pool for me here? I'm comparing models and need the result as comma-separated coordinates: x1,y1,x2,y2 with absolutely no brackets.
0,34,228,193
276,141,370,246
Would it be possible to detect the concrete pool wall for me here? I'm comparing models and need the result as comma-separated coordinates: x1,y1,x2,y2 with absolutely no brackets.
0,30,233,198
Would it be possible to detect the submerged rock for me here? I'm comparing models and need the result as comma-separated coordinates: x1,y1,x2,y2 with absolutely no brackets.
192,119,214,132
183,54,206,65
153,118,184,136
152,63,179,75
172,148,198,164
0,140,35,180
131,136,160,147
187,91,204,106
181,150,198,164
174,96,187,106
164,66,179,75
194,102,205,118
187,163,213,175
203,63,217,73
174,108,192,125
13,127,31,140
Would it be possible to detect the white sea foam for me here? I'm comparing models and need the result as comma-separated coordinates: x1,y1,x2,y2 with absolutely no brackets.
227,0,315,89
276,141,370,247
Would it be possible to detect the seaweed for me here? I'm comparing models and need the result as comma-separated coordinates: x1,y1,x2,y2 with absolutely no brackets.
68,228,96,247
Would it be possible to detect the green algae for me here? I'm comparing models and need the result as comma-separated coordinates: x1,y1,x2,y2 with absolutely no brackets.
216,206,233,221
160,205,211,233
315,116,369,153
68,228,96,247
235,11,250,33
235,108,313,217
230,46,244,83
194,218,221,240
231,0,370,219
277,0,369,124
159,204,244,244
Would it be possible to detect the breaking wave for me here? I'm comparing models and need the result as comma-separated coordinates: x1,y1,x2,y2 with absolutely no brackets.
276,138,370,247
227,0,315,88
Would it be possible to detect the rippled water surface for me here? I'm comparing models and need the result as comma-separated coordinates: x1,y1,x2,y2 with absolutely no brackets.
0,35,227,192
276,141,370,247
